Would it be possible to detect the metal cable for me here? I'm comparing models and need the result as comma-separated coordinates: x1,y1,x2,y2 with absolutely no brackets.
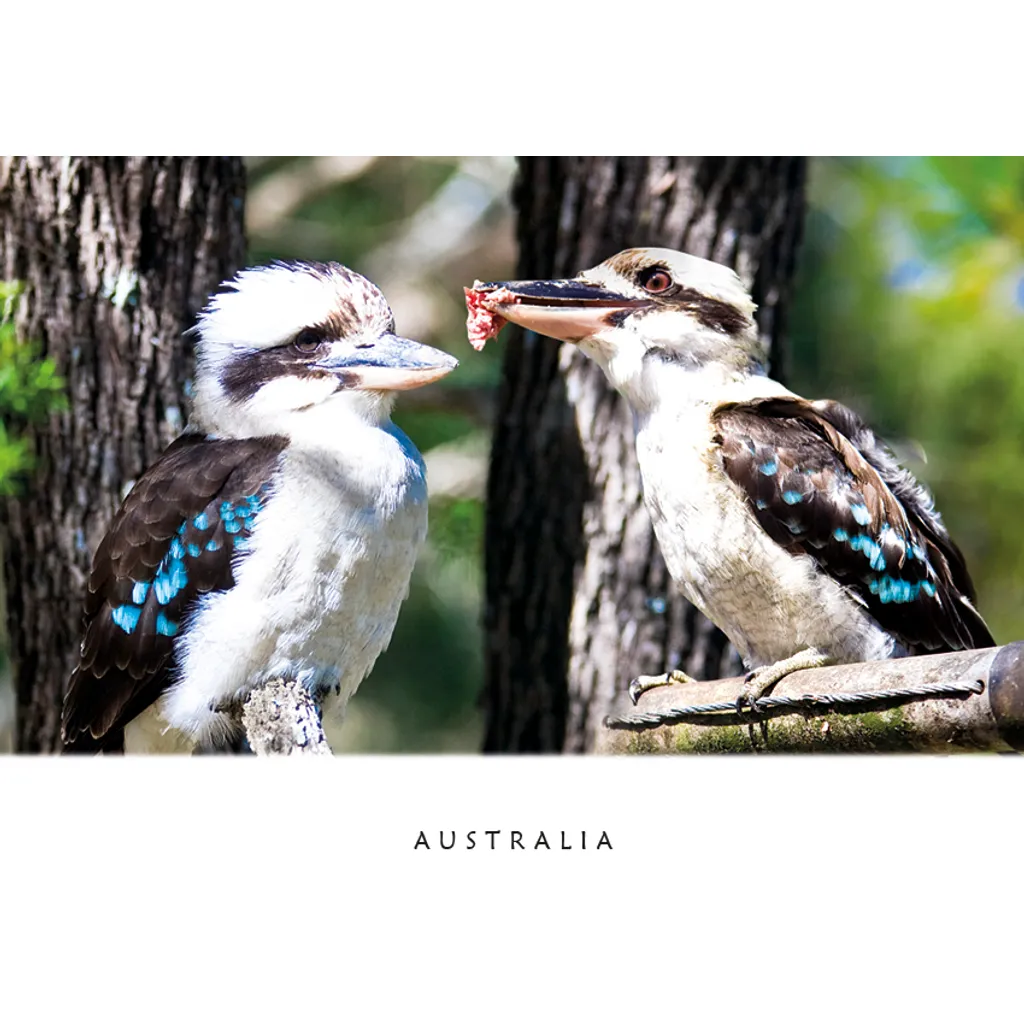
604,678,986,730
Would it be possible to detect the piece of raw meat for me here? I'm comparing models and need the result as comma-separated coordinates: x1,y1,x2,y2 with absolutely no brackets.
464,284,514,351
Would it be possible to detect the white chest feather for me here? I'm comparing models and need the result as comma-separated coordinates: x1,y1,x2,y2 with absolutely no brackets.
159,422,427,744
634,381,895,669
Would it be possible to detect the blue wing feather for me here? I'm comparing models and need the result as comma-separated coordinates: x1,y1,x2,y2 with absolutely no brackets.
62,433,287,752
713,398,993,654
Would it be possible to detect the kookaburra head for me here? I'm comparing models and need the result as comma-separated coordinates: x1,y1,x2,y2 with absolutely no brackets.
191,260,458,440
475,247,765,408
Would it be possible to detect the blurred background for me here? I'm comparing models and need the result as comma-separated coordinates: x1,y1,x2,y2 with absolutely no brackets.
2,155,1022,751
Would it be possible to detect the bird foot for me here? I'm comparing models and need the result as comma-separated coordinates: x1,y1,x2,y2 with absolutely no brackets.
737,648,833,711
628,669,698,706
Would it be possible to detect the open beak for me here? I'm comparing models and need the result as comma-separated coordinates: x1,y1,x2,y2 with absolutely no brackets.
473,277,649,343
317,334,458,391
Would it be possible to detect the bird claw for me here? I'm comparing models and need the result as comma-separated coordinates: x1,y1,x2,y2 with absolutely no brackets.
736,668,771,713
735,691,763,714
737,649,832,713
735,687,761,714
628,669,696,705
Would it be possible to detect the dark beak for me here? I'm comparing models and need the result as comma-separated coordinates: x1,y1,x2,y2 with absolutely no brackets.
317,334,458,391
473,277,649,343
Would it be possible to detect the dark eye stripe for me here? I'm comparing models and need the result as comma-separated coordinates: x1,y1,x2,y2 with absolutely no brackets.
220,345,332,402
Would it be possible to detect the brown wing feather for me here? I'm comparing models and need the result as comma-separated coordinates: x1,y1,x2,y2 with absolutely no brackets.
62,433,287,753
713,397,993,655
809,399,982,605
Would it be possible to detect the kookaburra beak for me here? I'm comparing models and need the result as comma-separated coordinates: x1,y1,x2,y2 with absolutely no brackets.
318,334,458,391
473,278,649,343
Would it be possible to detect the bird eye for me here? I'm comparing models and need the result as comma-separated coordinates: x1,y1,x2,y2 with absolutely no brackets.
640,268,672,294
293,329,324,354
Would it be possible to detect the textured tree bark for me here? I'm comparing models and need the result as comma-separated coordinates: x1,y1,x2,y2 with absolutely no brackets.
484,157,808,753
0,157,247,752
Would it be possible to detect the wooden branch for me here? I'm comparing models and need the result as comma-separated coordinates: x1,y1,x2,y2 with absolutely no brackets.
240,678,333,756
598,643,1024,754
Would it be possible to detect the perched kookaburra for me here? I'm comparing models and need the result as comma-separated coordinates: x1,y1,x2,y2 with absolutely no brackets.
62,260,457,753
470,247,994,704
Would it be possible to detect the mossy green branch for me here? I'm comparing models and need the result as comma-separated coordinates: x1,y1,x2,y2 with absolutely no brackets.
600,645,1023,754
621,706,913,754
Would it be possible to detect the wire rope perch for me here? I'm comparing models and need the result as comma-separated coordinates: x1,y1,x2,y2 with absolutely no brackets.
239,677,333,756
598,642,1024,754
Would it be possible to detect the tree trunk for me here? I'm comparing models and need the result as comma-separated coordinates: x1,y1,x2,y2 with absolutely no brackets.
0,157,247,752
483,156,808,753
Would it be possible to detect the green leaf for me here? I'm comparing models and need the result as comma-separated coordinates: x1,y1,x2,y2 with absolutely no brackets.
0,281,67,492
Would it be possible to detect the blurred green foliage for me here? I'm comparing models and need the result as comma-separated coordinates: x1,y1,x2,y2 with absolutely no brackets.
0,281,67,495
429,498,485,567
248,158,460,270
789,157,1024,646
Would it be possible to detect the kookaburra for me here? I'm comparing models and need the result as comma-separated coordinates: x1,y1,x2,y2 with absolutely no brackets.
62,260,457,753
470,247,994,704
